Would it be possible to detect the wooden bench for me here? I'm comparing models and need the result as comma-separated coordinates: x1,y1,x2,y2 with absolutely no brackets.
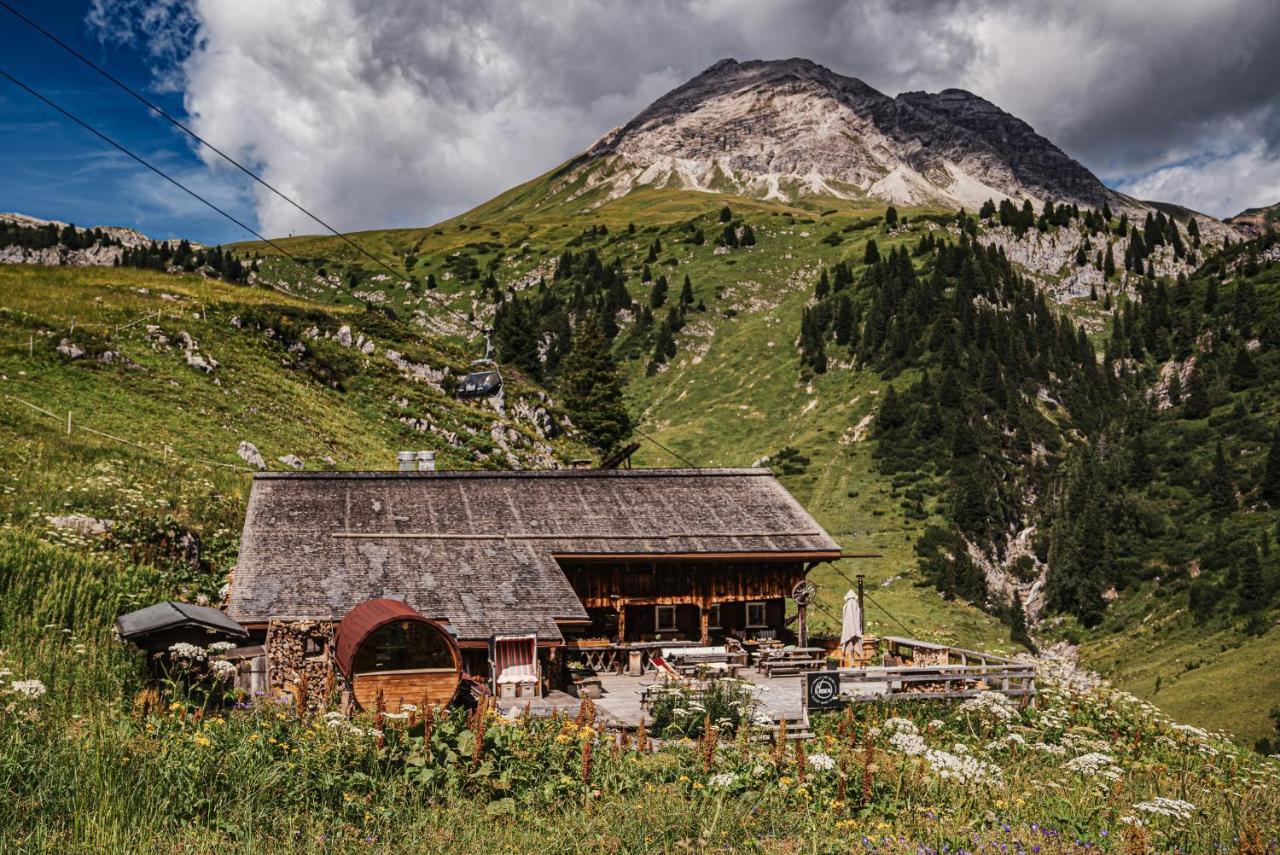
756,647,827,677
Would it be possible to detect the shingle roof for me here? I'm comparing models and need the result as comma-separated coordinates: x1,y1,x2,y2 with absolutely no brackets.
227,468,842,642
116,601,249,641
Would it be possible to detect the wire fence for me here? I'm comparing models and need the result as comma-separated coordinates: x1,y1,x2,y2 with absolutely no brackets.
4,393,254,474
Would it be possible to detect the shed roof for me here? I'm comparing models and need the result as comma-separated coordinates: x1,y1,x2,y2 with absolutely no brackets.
116,601,249,641
227,468,842,642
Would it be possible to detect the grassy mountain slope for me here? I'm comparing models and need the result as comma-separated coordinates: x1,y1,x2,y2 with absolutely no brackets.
227,189,1280,748
0,263,584,601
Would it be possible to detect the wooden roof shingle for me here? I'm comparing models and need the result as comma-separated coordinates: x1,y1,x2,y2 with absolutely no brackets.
227,468,841,641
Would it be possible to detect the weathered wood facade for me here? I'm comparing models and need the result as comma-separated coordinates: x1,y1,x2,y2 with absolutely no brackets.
561,558,805,644
227,467,844,696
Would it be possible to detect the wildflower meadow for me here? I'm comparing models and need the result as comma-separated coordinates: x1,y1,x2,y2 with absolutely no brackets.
0,529,1278,852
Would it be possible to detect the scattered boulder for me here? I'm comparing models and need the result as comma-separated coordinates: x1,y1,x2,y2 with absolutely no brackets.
46,514,113,536
277,454,304,470
56,338,85,359
237,441,267,470
336,325,353,348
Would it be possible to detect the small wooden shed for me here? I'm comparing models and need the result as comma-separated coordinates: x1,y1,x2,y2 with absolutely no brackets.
334,599,462,711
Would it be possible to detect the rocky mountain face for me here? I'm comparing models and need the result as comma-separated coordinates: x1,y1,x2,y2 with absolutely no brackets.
1225,202,1280,238
1,212,163,267
558,58,1120,212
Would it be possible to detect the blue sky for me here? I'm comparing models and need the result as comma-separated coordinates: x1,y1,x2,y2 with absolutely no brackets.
0,1,256,243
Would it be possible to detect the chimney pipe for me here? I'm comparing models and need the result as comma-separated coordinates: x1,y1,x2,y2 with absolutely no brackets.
397,451,416,472
417,450,436,472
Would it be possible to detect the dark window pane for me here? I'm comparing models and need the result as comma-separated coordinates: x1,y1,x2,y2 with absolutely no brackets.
352,621,454,673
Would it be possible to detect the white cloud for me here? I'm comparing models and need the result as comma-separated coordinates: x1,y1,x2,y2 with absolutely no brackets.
1115,143,1280,218
87,0,1280,235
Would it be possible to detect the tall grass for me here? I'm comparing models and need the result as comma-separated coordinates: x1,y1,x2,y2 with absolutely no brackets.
0,531,1276,853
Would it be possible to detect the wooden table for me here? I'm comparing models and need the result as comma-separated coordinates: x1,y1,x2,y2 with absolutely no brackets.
756,647,828,677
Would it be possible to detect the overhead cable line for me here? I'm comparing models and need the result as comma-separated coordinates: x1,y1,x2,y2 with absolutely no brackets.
0,0,482,334
861,590,916,636
0,66,377,309
633,427,698,468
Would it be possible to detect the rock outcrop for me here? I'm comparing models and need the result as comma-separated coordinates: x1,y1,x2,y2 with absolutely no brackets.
560,58,1122,212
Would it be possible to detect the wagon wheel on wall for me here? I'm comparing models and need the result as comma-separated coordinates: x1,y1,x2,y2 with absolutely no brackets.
791,579,818,606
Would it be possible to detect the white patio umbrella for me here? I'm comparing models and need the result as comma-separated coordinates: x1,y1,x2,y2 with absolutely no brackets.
839,589,864,665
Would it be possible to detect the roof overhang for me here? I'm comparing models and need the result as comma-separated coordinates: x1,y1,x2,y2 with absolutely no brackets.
552,550,875,562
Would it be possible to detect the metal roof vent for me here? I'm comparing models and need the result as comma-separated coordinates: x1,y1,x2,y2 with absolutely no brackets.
417,450,436,472
397,451,416,472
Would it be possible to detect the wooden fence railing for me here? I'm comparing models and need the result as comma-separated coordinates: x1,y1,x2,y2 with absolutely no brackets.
838,662,1037,702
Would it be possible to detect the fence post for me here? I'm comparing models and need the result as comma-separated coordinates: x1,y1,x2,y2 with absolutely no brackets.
66,411,72,436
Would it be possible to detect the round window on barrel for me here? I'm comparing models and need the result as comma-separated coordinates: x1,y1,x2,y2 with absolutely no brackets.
335,599,463,710
352,619,455,673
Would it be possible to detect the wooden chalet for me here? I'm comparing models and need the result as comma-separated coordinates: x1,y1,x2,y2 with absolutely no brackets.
227,468,844,698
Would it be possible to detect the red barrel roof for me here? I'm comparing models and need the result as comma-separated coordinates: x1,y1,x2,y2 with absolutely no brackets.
333,598,458,678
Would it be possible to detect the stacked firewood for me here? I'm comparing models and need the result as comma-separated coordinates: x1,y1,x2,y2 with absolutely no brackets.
266,620,336,709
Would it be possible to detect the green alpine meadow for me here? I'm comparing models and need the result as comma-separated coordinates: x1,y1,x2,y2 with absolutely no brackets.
3,7,1280,852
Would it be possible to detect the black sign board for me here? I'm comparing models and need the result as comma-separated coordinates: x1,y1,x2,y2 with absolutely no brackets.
805,671,842,711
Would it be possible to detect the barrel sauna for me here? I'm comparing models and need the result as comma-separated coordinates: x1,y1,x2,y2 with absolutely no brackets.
334,599,462,711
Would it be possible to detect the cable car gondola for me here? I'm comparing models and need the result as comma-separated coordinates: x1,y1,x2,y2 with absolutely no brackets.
456,332,503,400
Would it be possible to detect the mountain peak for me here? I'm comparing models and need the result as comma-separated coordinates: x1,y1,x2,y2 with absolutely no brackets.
564,57,1112,212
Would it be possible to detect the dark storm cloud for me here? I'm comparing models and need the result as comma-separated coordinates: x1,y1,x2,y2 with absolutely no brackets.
89,0,1280,231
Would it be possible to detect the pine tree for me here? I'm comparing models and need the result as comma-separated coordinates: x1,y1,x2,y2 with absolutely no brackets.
1103,244,1116,279
719,205,732,223
833,294,855,346
679,274,694,307
864,239,880,265
1262,426,1280,505
1009,591,1035,652
650,275,668,309
740,223,756,246
1231,344,1258,390
641,264,652,283
559,313,632,452
1209,441,1235,517
1237,545,1267,613
884,206,898,228
1184,368,1212,419
815,269,830,300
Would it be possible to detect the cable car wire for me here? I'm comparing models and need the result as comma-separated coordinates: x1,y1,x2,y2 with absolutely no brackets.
0,67,379,307
633,428,698,468
0,0,484,335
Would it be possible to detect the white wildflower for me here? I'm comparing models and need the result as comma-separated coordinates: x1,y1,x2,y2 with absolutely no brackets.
881,717,919,735
1132,797,1195,821
807,752,836,771
889,730,927,756
709,772,737,788
10,679,46,699
961,690,1015,721
1065,752,1122,781
207,641,236,654
210,660,236,680
168,642,206,661
925,748,1001,785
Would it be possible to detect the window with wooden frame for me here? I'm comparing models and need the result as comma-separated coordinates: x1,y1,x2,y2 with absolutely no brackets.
655,605,677,632
746,601,767,628
707,604,721,629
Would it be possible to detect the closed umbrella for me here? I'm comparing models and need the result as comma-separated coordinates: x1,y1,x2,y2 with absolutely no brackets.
840,589,864,666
